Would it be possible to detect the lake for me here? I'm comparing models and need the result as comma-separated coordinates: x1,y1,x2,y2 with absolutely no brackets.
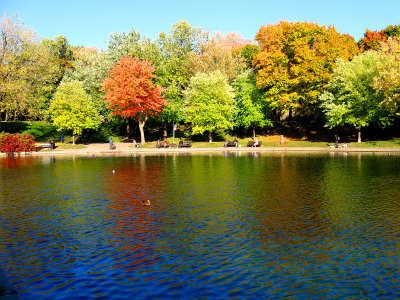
1,152,400,299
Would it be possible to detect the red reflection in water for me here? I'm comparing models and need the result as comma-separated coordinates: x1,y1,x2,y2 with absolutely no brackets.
0,156,37,168
105,157,165,271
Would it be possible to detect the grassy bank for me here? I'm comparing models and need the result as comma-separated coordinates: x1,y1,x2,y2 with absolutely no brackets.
2,121,400,149
137,136,400,149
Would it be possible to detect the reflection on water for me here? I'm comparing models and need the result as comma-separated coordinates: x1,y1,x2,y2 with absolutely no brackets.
1,153,400,299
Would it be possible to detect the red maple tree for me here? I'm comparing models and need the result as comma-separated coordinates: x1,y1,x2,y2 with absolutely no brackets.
102,55,167,144
358,30,386,51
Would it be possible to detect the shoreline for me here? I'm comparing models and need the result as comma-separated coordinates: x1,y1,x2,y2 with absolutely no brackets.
1,143,400,157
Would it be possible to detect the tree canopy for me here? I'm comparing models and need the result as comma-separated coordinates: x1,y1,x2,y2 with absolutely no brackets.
254,21,359,118
0,14,61,121
373,37,400,113
184,71,235,142
233,70,272,138
320,51,393,142
49,81,102,144
3,14,400,144
186,33,247,83
101,55,167,144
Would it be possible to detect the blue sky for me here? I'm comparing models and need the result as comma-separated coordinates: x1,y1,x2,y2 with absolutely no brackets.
2,0,400,50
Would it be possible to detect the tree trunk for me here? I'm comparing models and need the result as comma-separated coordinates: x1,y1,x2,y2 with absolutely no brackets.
208,131,212,143
127,123,130,140
72,131,75,145
138,114,147,145
358,127,362,143
4,110,8,122
253,126,256,140
163,122,167,139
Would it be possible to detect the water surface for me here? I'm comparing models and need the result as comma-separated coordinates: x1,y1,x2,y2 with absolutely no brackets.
1,152,400,299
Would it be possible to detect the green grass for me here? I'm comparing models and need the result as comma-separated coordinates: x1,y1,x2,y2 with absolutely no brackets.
54,144,86,150
346,140,400,148
138,138,400,149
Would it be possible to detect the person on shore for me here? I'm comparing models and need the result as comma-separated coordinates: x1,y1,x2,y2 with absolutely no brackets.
335,134,340,148
164,138,169,148
234,137,238,147
49,139,55,149
179,138,183,148
252,137,258,147
61,134,64,143
133,139,139,148
156,139,161,148
224,139,229,147
109,138,115,150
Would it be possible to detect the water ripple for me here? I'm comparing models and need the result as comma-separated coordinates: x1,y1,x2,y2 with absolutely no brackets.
1,154,400,298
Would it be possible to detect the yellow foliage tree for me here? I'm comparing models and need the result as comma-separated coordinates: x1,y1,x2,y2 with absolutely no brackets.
253,21,359,118
0,14,61,121
374,37,400,114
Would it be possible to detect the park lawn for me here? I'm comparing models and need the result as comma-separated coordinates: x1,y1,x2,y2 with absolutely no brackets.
346,139,400,148
55,143,86,149
138,138,400,149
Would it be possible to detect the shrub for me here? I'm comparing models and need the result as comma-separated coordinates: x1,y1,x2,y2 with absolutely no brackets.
19,133,36,152
0,133,36,154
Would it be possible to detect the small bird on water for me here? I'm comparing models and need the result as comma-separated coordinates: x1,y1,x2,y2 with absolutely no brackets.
141,200,151,206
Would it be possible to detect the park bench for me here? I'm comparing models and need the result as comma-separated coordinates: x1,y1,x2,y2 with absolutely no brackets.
179,141,192,148
36,143,53,151
156,142,170,148
247,141,262,147
223,141,238,147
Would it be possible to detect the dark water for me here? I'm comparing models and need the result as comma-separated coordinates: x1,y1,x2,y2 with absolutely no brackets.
1,152,400,299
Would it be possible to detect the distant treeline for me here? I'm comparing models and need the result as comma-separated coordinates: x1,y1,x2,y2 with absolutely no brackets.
2,14,400,143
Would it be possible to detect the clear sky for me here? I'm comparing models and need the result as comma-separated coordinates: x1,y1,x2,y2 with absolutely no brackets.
2,0,400,50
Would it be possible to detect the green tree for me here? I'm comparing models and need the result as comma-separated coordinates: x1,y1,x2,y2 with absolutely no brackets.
233,70,272,138
49,81,102,144
107,29,162,66
42,36,74,67
240,44,259,68
62,47,113,117
320,51,393,142
157,20,201,136
184,71,235,142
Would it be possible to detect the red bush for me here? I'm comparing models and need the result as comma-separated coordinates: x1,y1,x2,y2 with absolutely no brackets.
0,133,35,154
19,133,36,152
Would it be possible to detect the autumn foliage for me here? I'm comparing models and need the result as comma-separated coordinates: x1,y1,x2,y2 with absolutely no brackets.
253,21,359,116
373,37,400,111
0,133,35,154
358,30,386,51
102,56,167,119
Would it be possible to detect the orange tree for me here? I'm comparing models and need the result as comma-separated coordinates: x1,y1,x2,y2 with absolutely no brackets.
253,21,358,121
101,55,167,144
